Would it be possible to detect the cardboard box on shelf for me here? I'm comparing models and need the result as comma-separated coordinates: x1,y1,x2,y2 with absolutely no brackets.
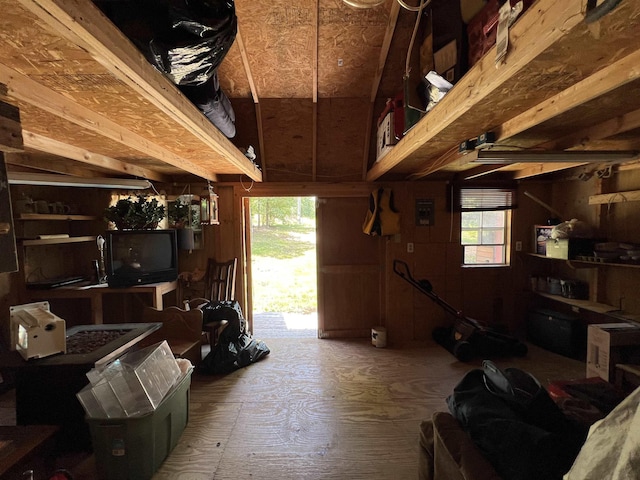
586,323,640,382
376,111,397,161
545,238,595,260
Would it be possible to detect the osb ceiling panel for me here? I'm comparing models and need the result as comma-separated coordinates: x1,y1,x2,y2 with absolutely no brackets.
317,3,390,99
225,0,398,100
234,0,317,100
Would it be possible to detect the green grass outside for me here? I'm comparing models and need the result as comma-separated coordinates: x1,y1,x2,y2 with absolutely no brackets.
251,225,317,314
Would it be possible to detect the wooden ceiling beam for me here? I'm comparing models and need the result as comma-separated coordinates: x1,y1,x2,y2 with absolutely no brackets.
509,106,640,179
22,130,170,182
23,131,169,182
407,145,460,180
235,25,266,181
544,107,640,151
5,152,108,178
512,162,586,179
312,0,319,181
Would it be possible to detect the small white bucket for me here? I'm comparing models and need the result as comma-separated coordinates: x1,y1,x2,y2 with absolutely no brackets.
371,326,387,348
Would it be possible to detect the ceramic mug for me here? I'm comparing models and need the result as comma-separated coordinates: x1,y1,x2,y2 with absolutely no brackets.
54,202,71,214
13,199,35,214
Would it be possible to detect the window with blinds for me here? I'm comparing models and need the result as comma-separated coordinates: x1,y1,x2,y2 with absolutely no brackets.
456,186,516,266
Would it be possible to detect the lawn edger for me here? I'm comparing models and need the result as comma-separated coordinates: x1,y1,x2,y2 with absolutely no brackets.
393,259,528,362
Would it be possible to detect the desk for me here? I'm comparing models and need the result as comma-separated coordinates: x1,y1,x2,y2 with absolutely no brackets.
27,280,177,324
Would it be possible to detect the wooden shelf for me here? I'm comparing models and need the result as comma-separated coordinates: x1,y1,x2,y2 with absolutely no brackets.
527,253,640,269
538,293,639,321
535,292,617,315
21,235,96,246
18,213,100,221
366,0,640,181
534,292,640,323
1,1,262,182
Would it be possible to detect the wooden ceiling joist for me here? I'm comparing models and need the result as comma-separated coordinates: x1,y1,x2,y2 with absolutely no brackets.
23,131,169,182
497,47,640,143
0,63,213,181
5,151,108,178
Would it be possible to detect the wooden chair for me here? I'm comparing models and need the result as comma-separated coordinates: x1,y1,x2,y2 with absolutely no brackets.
140,305,204,366
189,257,238,347
204,257,237,302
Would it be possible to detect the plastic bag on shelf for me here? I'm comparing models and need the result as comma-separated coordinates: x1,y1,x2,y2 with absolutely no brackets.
551,219,594,239
148,0,237,86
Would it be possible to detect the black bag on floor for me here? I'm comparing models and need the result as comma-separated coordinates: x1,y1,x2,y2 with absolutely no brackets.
447,361,587,480
202,300,246,336
200,300,270,375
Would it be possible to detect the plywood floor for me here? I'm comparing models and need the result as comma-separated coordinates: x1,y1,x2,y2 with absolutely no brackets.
4,337,588,479
154,338,584,480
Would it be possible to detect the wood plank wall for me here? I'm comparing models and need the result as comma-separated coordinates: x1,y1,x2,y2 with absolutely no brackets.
1,169,639,349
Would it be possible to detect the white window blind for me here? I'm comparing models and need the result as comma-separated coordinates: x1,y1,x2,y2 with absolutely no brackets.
458,187,516,212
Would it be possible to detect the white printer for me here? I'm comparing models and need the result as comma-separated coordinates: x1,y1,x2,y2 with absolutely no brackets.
10,301,66,360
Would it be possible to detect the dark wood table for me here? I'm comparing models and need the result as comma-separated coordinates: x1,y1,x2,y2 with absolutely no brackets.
0,425,59,479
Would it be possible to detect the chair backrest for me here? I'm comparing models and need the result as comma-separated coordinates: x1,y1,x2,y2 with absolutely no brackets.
205,258,237,302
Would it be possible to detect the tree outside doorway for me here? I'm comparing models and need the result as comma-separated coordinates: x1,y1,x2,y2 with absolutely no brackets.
250,197,317,338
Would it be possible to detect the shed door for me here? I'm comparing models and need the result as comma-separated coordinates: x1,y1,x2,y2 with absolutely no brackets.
316,197,383,338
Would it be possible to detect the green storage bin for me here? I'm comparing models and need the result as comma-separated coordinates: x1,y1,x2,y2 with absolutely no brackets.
87,369,192,480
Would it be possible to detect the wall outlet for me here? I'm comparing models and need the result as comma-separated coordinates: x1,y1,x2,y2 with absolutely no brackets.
407,242,414,253
515,241,522,251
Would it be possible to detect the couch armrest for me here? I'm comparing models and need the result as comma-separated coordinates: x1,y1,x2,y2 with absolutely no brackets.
419,412,502,480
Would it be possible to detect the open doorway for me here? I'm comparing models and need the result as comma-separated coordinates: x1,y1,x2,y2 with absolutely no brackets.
248,197,318,338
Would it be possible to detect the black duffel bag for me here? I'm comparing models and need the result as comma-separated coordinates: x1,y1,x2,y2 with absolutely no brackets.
447,361,587,480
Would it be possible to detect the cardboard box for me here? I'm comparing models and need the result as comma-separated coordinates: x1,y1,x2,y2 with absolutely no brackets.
545,238,595,260
376,111,397,161
586,323,640,381
534,225,553,255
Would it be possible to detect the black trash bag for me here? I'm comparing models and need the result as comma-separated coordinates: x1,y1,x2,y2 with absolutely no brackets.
201,333,270,375
95,0,237,86
148,0,237,86
201,300,246,335
180,72,236,137
199,300,270,375
447,361,587,480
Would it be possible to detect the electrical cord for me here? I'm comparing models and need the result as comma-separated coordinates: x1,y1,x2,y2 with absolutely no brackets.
404,0,429,78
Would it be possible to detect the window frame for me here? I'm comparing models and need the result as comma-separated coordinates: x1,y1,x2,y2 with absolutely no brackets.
461,209,512,267
452,185,516,268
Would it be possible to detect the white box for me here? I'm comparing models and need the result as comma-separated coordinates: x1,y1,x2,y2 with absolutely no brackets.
376,111,398,161
586,323,640,381
10,301,66,360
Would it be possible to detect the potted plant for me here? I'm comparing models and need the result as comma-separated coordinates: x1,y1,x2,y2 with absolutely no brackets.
167,197,191,228
104,195,166,230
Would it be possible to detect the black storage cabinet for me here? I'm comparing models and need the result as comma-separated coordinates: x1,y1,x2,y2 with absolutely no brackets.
526,308,587,360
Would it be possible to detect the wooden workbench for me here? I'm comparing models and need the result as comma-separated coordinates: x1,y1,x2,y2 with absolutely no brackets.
27,280,178,324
